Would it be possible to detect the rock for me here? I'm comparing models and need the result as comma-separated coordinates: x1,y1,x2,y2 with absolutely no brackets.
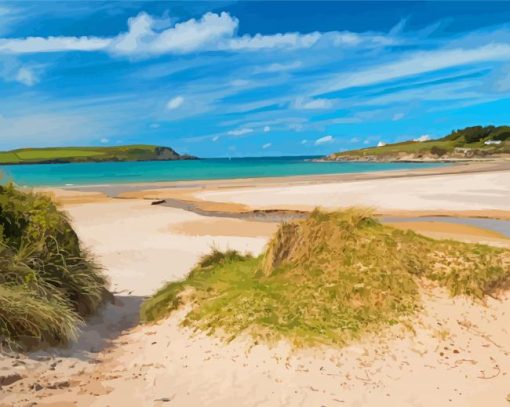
0,372,23,387
31,383,44,391
47,380,70,389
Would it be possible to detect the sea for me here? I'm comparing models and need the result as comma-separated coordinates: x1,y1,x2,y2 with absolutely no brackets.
0,156,446,187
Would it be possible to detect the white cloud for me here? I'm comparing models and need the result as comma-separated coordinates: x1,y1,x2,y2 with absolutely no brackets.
100,137,109,144
228,32,320,51
0,36,110,54
289,123,304,131
0,11,397,57
227,127,253,136
301,139,308,144
320,43,510,94
262,143,272,149
212,136,220,142
230,79,251,87
149,123,160,129
0,59,40,86
263,126,271,133
413,135,431,142
392,112,405,121
0,6,22,36
166,95,184,110
111,12,237,56
377,141,386,147
315,135,334,145
294,97,333,110
254,61,302,74
15,67,37,86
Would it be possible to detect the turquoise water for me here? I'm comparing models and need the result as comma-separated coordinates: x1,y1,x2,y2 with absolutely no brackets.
0,157,446,187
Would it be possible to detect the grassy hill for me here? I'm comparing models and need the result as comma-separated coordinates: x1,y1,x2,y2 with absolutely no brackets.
141,209,510,347
326,125,510,162
0,145,197,165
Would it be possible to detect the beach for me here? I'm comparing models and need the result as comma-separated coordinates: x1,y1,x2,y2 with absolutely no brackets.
2,162,510,406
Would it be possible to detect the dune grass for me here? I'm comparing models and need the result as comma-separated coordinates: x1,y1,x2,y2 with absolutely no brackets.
0,184,109,350
141,209,510,347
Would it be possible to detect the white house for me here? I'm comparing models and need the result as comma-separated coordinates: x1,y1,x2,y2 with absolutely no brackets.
484,140,502,145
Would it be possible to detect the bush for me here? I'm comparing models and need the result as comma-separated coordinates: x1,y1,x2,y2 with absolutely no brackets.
0,184,109,350
430,146,447,157
141,209,510,347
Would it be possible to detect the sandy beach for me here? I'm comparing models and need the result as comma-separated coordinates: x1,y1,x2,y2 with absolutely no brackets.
2,163,510,407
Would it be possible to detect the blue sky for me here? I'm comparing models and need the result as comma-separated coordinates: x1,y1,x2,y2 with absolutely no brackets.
1,1,510,157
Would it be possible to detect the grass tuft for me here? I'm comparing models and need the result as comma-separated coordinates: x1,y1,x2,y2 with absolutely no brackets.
141,208,510,347
0,184,109,350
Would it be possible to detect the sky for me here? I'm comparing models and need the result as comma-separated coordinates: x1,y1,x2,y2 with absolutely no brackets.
1,1,510,157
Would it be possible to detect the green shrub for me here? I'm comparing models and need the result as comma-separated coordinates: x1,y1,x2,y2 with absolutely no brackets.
430,146,447,157
0,184,109,350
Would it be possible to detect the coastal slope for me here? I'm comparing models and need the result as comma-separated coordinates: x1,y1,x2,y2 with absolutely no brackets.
0,145,197,165
325,125,510,162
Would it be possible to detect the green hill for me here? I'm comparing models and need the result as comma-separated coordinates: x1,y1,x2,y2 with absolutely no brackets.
326,125,510,162
0,145,197,165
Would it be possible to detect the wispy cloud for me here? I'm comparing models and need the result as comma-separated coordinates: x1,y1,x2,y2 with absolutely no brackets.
294,97,333,110
0,59,40,86
254,61,302,74
318,43,510,95
315,135,334,145
227,127,253,136
166,95,184,110
15,67,37,86
0,11,397,57
0,36,110,54
262,142,272,149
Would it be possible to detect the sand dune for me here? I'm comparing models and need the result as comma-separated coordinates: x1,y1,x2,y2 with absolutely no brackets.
2,169,510,406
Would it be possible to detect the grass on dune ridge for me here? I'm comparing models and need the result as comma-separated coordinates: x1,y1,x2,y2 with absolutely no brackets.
0,184,109,350
141,209,510,347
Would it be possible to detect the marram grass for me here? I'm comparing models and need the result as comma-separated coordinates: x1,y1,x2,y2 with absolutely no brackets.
141,209,510,347
0,184,109,350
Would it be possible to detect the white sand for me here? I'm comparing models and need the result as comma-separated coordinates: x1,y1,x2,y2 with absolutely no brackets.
2,171,510,406
65,200,268,296
197,171,510,212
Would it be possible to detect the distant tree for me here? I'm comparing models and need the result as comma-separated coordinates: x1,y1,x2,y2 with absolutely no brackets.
463,126,494,143
492,132,510,142
430,146,447,157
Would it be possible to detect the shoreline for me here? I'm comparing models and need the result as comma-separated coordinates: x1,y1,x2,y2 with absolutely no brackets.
42,159,510,195
33,162,510,220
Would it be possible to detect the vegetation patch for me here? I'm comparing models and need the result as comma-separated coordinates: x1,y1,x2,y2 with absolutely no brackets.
0,145,196,165
327,125,510,161
0,184,109,350
142,209,510,347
